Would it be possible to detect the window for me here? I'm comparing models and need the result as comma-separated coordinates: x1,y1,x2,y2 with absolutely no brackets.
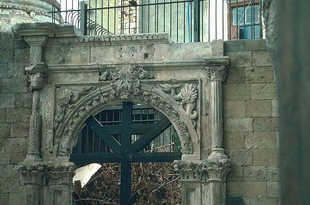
228,1,262,40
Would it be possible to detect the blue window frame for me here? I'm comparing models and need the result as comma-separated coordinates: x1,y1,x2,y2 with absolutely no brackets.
231,4,261,39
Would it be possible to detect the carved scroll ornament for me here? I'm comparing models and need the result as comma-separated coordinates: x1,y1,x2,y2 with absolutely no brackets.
159,83,198,126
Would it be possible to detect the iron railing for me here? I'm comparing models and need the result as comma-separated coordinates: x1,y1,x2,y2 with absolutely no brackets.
49,0,264,42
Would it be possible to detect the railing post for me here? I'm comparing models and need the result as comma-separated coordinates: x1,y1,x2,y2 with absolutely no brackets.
80,1,88,35
193,0,200,42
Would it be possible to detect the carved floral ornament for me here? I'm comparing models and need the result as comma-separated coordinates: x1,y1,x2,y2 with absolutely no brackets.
54,66,200,157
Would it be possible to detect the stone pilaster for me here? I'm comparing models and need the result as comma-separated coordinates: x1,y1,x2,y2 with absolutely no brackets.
19,163,45,205
24,37,47,162
174,159,230,205
44,163,76,205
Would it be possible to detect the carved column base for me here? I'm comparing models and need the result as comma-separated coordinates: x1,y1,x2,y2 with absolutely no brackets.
174,159,230,205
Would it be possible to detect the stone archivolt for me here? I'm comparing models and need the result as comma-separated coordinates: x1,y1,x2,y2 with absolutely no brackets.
54,66,199,157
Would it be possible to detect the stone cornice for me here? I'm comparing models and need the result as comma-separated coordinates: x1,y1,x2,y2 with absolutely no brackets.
46,60,217,74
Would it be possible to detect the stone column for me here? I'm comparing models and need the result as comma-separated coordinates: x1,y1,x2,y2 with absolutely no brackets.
19,163,45,205
205,58,230,205
24,36,47,162
205,59,228,159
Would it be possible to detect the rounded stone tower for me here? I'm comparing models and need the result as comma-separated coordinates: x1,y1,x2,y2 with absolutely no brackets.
0,0,61,32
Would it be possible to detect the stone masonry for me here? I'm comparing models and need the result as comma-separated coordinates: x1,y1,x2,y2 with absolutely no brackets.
224,40,279,205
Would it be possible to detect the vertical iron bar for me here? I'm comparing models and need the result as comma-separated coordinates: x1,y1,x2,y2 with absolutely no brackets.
170,0,172,39
80,1,87,35
114,0,116,34
120,161,131,205
177,0,179,41
201,0,204,42
164,0,166,32
207,0,210,42
222,0,224,40
129,4,131,34
183,0,185,42
236,0,239,39
215,0,217,40
193,0,200,41
108,0,110,31
148,0,150,33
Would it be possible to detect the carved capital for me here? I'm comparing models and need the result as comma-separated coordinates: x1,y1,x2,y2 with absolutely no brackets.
25,63,47,90
174,160,203,182
24,36,48,47
46,163,76,186
202,158,231,182
206,66,227,81
18,163,45,185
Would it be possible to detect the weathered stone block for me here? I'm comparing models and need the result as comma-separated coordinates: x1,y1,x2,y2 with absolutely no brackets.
245,40,267,51
250,197,278,205
10,151,26,164
224,100,246,118
224,84,251,100
267,182,280,197
266,166,279,181
0,193,9,205
228,182,267,197
252,51,272,67
0,109,5,122
0,177,21,193
224,132,245,149
253,149,278,166
246,100,272,117
5,108,31,122
8,63,28,78
228,149,252,165
14,93,32,108
227,165,244,182
227,51,252,67
242,182,267,197
9,138,27,153
243,166,267,181
272,100,279,117
14,47,30,64
227,68,245,84
253,118,278,132
9,192,25,205
1,78,28,93
224,118,253,132
0,94,15,108
251,83,277,100
0,165,18,178
0,63,8,78
225,40,245,52
245,67,274,83
0,123,10,138
10,122,29,138
0,153,9,165
245,132,277,149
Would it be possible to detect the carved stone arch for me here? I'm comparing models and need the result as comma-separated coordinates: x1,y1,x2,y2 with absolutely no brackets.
54,84,199,160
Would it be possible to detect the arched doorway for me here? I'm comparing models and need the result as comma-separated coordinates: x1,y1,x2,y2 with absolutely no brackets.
70,102,182,205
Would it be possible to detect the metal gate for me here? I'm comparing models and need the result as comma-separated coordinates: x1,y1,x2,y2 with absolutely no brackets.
70,102,182,205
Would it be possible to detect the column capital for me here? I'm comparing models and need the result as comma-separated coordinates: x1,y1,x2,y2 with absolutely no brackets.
18,163,45,185
205,66,227,81
24,36,48,47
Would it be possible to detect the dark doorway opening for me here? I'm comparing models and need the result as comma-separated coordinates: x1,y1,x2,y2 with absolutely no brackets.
71,102,182,205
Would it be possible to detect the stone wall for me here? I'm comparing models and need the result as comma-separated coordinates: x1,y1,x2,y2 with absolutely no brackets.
223,40,279,205
0,25,279,205
0,33,30,204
